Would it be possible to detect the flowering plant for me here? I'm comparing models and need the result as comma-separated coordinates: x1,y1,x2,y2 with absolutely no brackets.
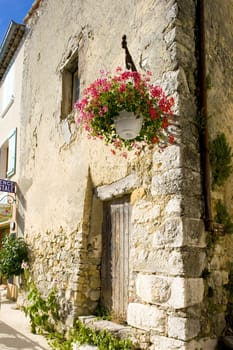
74,67,174,153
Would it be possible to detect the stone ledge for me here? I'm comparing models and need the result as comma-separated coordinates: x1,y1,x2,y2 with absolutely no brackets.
95,174,140,200
78,316,150,349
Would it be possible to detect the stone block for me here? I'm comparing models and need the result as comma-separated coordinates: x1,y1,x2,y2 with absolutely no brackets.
165,196,182,216
135,275,204,309
127,303,166,332
168,316,200,341
130,188,145,204
187,338,218,350
183,218,206,247
133,245,206,277
168,277,204,308
182,169,202,196
151,168,183,196
136,274,171,304
153,217,183,247
181,247,206,277
153,145,181,172
150,335,218,350
132,199,161,224
132,247,184,275
153,217,205,248
149,335,186,350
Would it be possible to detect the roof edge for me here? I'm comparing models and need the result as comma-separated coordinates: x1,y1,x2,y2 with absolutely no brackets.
24,0,42,24
0,21,25,81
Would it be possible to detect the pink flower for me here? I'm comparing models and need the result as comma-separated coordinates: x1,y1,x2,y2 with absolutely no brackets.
151,86,162,98
116,66,123,72
119,83,126,92
121,152,128,158
150,108,158,120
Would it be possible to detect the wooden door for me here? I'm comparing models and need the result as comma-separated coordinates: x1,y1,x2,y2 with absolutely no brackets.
101,196,131,322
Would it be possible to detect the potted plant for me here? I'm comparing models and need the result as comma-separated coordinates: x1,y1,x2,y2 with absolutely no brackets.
74,67,175,154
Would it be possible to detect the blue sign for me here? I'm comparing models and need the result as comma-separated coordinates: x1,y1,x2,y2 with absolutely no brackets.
0,179,15,193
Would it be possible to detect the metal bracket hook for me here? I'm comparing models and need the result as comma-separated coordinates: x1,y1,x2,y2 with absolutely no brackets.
121,35,137,72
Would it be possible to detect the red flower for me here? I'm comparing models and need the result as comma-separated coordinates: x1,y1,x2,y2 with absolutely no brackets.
162,118,169,129
150,108,157,120
169,135,175,144
152,136,159,144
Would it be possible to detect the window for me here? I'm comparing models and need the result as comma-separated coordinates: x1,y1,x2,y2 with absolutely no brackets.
61,51,80,119
0,128,17,178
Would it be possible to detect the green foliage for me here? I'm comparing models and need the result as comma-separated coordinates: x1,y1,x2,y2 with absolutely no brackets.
215,200,233,234
48,320,135,350
94,302,111,320
23,282,60,334
0,234,29,278
225,269,233,300
223,268,233,328
206,231,218,247
209,133,233,188
23,284,134,349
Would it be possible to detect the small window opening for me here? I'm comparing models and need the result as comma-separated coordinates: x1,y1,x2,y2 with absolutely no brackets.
61,51,80,119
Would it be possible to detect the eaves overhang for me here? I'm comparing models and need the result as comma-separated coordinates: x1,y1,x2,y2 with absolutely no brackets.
0,21,25,82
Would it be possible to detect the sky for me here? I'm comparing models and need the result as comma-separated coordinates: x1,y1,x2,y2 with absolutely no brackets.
0,0,34,44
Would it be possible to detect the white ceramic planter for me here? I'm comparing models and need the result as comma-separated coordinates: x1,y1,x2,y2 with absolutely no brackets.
113,110,143,140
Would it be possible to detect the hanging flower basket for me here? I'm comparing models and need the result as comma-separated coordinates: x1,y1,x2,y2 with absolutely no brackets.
74,67,175,154
113,110,143,140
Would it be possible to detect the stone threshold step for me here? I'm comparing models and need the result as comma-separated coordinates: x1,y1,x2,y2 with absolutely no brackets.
78,315,150,349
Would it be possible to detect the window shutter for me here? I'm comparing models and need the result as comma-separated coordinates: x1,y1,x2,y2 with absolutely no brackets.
7,128,17,177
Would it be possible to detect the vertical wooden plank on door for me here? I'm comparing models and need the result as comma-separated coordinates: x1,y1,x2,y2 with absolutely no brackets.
101,196,131,322
101,201,112,311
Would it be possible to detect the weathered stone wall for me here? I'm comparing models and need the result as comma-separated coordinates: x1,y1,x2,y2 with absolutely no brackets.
200,0,233,344
18,0,233,348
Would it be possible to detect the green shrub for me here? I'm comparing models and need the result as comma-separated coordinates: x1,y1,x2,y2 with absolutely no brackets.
0,234,29,278
48,320,135,350
209,133,233,188
215,200,233,234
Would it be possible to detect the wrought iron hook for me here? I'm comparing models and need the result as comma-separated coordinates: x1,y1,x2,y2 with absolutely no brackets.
0,194,16,204
121,35,137,72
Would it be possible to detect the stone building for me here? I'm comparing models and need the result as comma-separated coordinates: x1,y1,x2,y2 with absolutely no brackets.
16,0,233,348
